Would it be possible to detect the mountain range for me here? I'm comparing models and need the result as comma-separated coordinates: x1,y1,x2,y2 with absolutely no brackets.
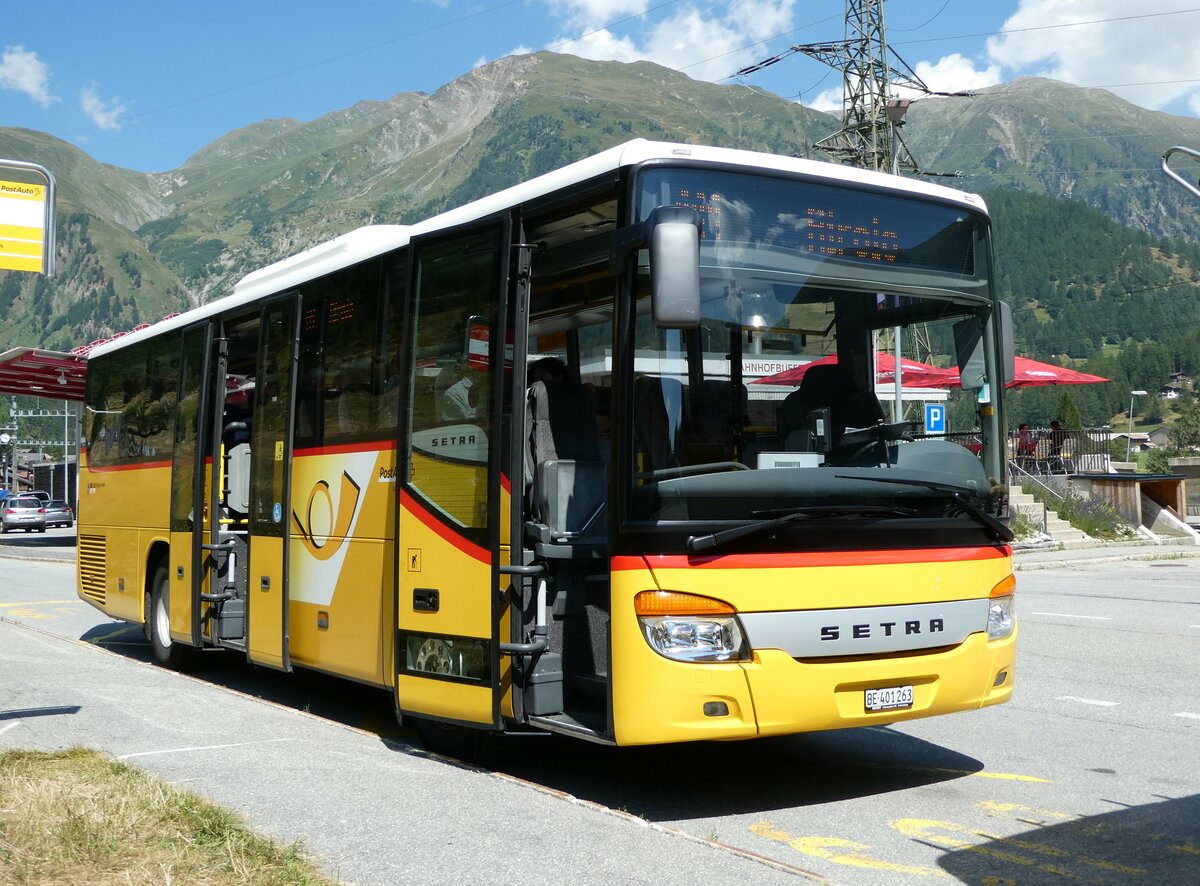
1,51,1199,362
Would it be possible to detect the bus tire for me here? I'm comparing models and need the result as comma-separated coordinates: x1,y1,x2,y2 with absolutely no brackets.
148,564,186,670
413,717,480,763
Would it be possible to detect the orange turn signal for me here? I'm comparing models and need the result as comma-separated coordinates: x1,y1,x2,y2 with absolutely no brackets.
634,591,736,617
990,574,1016,598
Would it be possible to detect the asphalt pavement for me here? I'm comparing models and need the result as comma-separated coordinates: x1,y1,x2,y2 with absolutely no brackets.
2,531,1198,885
0,538,816,885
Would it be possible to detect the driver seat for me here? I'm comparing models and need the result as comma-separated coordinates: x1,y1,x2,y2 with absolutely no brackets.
781,364,884,449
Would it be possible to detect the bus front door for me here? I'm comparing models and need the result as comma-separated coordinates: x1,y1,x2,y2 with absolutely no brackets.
246,295,299,670
168,322,215,653
395,218,511,730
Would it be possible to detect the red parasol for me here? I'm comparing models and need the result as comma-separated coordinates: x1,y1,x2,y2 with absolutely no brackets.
903,355,1111,389
751,352,957,387
1006,356,1110,388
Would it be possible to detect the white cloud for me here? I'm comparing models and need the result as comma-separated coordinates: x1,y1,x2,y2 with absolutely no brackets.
807,86,841,113
806,53,1001,114
985,0,1200,112
81,84,127,131
0,45,55,106
552,28,643,64
543,0,795,82
544,0,651,30
912,54,1002,95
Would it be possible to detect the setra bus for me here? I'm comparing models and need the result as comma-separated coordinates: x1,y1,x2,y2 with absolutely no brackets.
77,140,1017,749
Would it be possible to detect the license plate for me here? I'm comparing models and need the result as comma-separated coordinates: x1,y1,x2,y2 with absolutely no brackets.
865,684,913,712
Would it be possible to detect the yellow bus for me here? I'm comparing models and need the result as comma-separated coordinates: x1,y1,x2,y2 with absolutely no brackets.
77,140,1017,751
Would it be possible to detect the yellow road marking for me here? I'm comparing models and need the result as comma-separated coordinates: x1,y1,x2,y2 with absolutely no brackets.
892,819,1146,877
0,600,80,607
904,765,1051,783
967,771,1052,783
87,626,139,644
750,821,947,877
978,801,1074,823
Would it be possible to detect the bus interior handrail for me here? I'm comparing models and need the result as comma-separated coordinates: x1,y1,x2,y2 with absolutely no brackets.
1162,146,1200,199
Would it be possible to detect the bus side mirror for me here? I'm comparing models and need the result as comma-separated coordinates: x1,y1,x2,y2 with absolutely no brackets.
954,302,1014,392
611,206,700,329
995,301,1015,387
648,207,700,329
953,316,986,391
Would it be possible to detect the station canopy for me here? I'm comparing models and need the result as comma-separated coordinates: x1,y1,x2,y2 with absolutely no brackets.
0,320,172,402
0,346,88,401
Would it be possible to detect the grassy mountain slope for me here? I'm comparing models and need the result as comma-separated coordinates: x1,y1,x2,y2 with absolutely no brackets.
138,53,835,299
0,129,167,231
906,77,1200,242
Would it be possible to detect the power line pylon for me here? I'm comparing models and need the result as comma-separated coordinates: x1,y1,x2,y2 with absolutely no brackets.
795,0,925,173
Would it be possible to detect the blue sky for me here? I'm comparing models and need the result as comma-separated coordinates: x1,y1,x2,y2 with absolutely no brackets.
2,1,1199,173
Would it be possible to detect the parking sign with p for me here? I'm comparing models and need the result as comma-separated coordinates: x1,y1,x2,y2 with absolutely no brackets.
925,404,946,435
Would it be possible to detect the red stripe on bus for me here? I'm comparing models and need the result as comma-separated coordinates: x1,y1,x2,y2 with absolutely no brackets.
399,489,489,563
80,459,172,473
612,546,1010,572
295,440,396,457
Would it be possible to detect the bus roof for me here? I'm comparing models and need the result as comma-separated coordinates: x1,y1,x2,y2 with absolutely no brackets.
90,139,988,359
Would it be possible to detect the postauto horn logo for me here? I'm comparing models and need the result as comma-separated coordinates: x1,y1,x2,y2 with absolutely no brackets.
292,471,362,560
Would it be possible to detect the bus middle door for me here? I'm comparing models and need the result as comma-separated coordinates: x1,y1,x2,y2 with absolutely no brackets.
246,295,300,670
395,217,512,730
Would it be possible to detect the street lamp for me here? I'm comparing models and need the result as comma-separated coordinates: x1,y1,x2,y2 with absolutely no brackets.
1127,390,1148,462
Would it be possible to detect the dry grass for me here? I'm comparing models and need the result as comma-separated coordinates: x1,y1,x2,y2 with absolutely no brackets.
0,747,339,886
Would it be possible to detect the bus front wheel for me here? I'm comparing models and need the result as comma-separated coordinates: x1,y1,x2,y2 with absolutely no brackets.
147,565,186,670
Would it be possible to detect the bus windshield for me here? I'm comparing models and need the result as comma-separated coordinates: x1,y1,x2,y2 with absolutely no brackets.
626,167,1003,538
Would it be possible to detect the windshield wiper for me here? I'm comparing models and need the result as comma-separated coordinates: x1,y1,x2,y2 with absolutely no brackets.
687,505,916,553
834,475,1014,542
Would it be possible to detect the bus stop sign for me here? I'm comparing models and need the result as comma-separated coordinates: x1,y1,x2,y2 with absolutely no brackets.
0,159,56,276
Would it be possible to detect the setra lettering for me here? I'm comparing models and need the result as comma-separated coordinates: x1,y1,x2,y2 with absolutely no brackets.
431,434,477,448
820,618,947,642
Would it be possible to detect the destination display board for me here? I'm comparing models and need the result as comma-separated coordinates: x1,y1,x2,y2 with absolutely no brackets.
638,167,982,278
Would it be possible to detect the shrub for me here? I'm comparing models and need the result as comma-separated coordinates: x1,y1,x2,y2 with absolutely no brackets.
1021,483,1135,540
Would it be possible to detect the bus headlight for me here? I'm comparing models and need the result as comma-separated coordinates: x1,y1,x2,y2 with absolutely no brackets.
987,575,1016,641
987,597,1014,640
634,591,750,662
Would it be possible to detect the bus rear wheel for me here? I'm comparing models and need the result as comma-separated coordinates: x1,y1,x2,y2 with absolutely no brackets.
147,564,186,670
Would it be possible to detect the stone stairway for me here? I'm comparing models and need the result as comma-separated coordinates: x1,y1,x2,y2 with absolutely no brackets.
1009,485,1093,549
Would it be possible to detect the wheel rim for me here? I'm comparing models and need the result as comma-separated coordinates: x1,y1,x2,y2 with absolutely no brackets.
414,638,452,674
155,588,172,649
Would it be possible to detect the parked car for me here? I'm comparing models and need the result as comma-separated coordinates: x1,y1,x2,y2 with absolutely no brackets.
43,499,73,528
26,490,50,504
1,496,46,533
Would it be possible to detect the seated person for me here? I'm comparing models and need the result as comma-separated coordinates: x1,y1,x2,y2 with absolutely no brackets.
1015,423,1036,464
1048,420,1067,456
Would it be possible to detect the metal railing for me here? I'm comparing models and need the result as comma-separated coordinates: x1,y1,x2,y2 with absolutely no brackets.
909,427,1111,478
1008,458,1065,504
1008,427,1110,476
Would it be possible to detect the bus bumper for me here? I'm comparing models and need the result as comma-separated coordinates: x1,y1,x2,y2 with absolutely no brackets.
744,627,1016,738
612,626,1016,746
